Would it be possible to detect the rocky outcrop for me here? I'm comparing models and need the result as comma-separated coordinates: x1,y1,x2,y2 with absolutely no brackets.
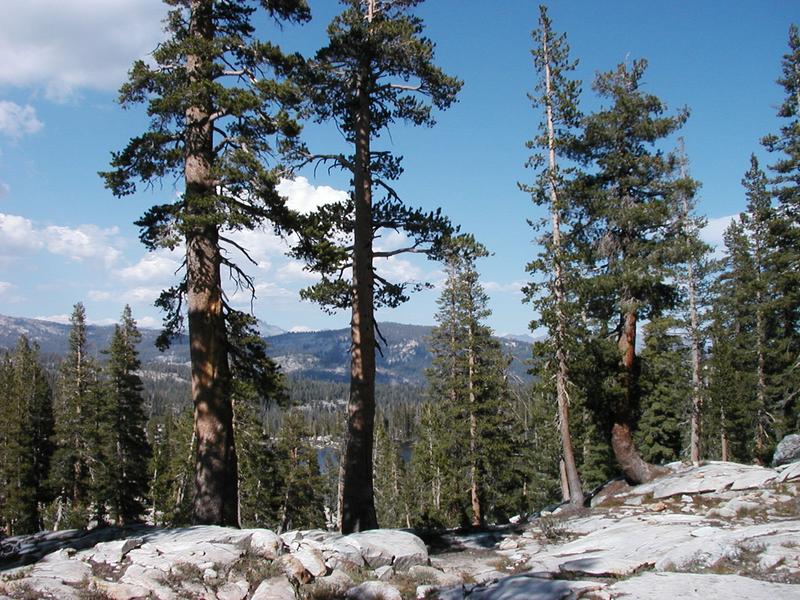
0,460,798,599
0,527,430,600
431,460,800,599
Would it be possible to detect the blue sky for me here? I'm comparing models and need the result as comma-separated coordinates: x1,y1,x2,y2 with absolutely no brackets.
0,1,796,335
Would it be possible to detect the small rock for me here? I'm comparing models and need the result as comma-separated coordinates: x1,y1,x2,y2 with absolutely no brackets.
83,537,144,565
707,507,736,519
651,502,668,512
280,530,303,546
309,570,355,597
498,537,519,550
276,553,312,584
681,495,693,503
216,581,249,600
249,530,282,560
251,576,296,600
346,580,403,600
373,565,394,581
292,544,327,578
322,536,366,571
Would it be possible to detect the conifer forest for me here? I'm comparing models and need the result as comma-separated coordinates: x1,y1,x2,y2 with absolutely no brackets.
1,1,799,540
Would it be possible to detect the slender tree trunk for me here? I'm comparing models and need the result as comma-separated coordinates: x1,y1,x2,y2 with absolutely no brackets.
614,308,661,483
339,61,378,533
541,25,584,507
678,141,704,466
688,258,703,465
468,324,482,527
754,248,768,462
720,404,730,462
185,0,238,527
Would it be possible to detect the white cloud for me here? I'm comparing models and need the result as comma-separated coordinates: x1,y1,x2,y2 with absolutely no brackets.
125,286,163,305
43,224,121,267
374,256,423,282
701,214,737,250
374,229,410,253
289,325,315,333
484,280,526,297
0,0,168,100
277,176,347,214
276,259,318,282
224,227,281,271
118,249,182,283
0,212,123,267
253,282,295,299
0,213,43,252
88,290,112,301
0,101,42,139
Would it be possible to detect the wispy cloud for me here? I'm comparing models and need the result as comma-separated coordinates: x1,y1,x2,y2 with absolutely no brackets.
117,249,182,284
0,101,43,139
484,280,526,297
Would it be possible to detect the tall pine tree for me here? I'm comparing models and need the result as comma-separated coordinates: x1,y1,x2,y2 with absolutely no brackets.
423,236,520,527
673,140,712,464
707,220,759,462
49,302,101,529
97,306,151,525
291,0,461,532
0,338,54,535
522,4,585,507
102,0,311,525
761,24,800,435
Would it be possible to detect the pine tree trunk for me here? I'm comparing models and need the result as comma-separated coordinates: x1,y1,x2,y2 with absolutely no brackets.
679,145,703,466
185,0,238,527
754,254,768,462
720,404,730,462
541,29,583,507
468,325,481,527
614,309,661,483
339,62,378,534
688,259,703,465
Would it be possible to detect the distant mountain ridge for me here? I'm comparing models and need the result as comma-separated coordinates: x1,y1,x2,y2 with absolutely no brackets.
0,314,533,385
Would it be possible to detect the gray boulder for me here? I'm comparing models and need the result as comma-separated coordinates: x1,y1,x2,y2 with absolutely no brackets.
251,577,295,600
772,433,800,466
347,529,428,570
346,580,402,600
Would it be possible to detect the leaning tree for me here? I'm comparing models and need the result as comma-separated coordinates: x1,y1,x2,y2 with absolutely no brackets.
573,60,695,484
